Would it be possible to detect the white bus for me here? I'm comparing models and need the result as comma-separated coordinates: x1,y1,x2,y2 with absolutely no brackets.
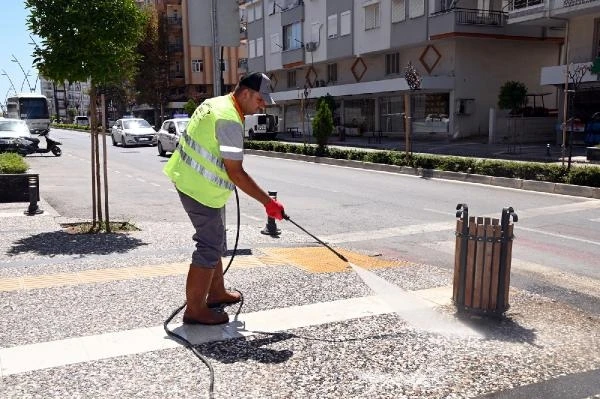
6,93,51,134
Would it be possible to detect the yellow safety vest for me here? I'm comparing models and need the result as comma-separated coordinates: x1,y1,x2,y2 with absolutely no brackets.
163,95,242,208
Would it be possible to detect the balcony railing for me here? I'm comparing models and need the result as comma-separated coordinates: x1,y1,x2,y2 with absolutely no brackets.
507,0,543,11
455,8,507,26
168,43,183,53
167,16,182,26
563,0,598,6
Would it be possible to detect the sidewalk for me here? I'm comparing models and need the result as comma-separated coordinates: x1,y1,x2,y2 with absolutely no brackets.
1,196,599,398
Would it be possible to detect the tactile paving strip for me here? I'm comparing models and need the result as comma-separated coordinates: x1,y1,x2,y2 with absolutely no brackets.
258,247,414,273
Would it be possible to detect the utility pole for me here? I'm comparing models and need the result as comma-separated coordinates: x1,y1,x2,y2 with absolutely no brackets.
211,0,221,97
404,62,422,160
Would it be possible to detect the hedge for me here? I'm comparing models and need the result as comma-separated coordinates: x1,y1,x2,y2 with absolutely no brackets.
0,153,29,174
244,141,600,188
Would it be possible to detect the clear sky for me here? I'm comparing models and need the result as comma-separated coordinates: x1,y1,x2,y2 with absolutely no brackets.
0,1,39,108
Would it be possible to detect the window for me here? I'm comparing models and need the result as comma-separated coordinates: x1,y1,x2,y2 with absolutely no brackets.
283,22,302,50
175,60,181,72
385,53,400,75
327,63,337,83
311,21,320,42
287,70,296,88
249,39,256,58
391,0,405,23
191,59,203,73
365,3,380,30
255,1,263,20
247,4,255,22
256,37,264,57
271,33,281,53
327,14,338,38
409,0,424,18
268,0,275,15
340,10,351,36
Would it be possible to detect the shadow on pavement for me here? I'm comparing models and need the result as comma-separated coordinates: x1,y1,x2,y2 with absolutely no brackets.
196,332,294,364
6,230,149,257
457,313,539,347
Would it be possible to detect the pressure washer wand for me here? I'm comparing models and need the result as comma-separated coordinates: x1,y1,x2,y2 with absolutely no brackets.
283,213,348,262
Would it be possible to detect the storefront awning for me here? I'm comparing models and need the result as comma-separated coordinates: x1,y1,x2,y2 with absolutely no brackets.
271,76,454,102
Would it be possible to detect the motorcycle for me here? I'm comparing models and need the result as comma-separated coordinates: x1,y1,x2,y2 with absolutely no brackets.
17,130,62,157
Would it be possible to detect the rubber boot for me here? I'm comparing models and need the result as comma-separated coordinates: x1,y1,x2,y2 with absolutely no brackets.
207,260,241,308
182,265,229,325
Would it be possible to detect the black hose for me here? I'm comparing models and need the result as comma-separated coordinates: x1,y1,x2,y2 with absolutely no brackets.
163,187,242,399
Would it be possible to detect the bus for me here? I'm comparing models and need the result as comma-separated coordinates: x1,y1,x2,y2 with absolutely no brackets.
6,93,51,134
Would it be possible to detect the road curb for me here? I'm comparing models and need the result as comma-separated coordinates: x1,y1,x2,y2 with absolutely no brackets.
245,149,600,199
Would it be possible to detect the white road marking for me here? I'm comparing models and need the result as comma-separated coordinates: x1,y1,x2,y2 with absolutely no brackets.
126,174,133,178
591,218,600,222
241,212,262,221
136,178,146,183
114,170,121,174
0,292,453,376
517,226,600,247
320,222,453,244
168,188,177,193
150,183,160,187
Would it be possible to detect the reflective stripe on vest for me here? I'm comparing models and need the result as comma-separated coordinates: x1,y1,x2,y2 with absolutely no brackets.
177,147,235,191
180,131,224,169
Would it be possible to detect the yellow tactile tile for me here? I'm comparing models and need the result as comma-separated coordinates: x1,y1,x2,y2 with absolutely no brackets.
0,256,268,292
259,247,413,273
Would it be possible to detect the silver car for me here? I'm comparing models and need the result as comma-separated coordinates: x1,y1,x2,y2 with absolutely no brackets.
156,118,190,156
111,118,157,147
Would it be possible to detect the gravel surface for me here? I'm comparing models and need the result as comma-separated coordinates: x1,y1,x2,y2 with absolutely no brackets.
3,297,599,399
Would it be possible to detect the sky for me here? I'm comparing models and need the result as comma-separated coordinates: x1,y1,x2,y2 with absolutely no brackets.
0,1,39,107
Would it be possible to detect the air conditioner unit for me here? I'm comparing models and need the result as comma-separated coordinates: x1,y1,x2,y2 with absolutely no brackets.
305,41,317,52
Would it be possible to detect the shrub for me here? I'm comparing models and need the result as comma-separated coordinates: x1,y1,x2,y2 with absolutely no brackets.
0,153,29,174
242,141,600,188
312,100,334,149
567,166,600,187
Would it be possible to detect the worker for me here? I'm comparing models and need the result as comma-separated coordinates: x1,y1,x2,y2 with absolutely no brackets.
164,72,285,325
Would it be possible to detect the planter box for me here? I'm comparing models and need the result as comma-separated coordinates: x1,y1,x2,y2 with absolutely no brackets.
0,173,40,203
587,147,600,162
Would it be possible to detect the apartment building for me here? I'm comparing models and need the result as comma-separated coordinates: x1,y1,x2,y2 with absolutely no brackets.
40,77,91,122
511,0,600,123
242,0,565,140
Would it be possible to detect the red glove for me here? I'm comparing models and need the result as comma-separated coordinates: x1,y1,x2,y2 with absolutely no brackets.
265,199,285,220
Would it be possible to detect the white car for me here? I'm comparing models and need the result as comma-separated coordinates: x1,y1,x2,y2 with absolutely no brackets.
111,118,157,147
156,118,190,156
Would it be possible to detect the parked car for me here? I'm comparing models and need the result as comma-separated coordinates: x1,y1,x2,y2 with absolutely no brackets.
0,118,33,153
156,118,190,156
111,118,157,147
73,116,89,127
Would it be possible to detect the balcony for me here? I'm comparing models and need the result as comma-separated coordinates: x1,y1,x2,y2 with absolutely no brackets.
429,8,508,37
168,42,183,53
167,16,182,26
240,22,247,39
541,61,596,85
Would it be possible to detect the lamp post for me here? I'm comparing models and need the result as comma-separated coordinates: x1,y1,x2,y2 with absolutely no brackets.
404,62,422,159
20,71,32,92
1,69,18,95
11,54,33,92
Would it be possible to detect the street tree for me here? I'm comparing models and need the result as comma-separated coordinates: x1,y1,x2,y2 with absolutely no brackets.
184,99,198,117
312,98,334,154
134,5,170,126
26,0,147,232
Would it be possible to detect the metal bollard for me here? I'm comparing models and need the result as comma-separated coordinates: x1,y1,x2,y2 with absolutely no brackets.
261,191,281,236
24,175,44,215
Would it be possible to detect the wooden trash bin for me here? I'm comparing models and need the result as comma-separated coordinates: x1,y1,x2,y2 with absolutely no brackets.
453,204,518,317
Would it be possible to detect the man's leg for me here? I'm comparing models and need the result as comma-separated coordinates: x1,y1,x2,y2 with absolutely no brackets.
183,264,229,325
207,259,241,306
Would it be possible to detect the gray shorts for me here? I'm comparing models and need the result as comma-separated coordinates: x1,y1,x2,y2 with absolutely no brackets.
178,190,224,268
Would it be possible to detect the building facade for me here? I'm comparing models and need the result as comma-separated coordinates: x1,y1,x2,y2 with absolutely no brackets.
514,0,600,124
242,0,566,141
40,77,91,122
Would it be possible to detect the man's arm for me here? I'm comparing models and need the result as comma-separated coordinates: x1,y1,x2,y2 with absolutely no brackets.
222,158,272,206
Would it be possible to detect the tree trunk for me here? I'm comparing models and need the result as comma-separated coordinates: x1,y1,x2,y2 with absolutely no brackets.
101,94,111,232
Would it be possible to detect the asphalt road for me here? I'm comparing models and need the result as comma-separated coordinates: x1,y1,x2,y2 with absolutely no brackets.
26,128,600,313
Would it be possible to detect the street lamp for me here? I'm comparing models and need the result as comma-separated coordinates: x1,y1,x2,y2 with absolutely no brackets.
20,71,32,92
1,69,18,95
11,54,33,92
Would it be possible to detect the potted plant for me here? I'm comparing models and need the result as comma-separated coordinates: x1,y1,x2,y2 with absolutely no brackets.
0,153,39,203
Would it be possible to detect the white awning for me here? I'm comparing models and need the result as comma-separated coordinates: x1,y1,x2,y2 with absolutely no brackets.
271,76,455,102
